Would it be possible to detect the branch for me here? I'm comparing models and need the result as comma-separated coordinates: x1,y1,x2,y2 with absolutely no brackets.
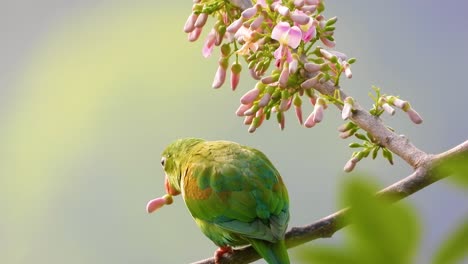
314,81,428,168
192,140,468,264
188,1,465,263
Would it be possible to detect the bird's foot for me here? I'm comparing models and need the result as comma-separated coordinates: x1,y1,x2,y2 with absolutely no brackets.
214,246,232,264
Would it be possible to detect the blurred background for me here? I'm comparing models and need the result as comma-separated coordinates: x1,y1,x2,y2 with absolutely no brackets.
1,1,467,263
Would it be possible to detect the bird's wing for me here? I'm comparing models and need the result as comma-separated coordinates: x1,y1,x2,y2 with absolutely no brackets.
182,141,289,242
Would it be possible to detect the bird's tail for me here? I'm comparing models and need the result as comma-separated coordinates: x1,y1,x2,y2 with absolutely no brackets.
249,239,290,264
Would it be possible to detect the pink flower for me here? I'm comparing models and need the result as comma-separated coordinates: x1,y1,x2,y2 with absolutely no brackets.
235,27,260,56
292,11,316,42
271,22,302,68
202,29,217,58
271,22,302,48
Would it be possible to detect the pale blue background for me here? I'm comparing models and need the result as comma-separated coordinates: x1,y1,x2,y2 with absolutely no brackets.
1,1,467,263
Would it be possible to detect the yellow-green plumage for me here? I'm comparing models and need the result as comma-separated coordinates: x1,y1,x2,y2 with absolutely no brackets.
161,138,290,264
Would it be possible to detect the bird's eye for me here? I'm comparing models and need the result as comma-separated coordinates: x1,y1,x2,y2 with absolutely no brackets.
161,157,166,168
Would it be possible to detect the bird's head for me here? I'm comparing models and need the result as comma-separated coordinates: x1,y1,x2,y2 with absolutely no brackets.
160,138,204,196
146,138,204,214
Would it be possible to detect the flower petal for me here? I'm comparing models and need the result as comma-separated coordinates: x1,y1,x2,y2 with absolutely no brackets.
271,22,291,41
288,26,302,48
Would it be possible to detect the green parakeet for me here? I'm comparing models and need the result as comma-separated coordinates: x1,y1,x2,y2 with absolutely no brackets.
147,138,290,264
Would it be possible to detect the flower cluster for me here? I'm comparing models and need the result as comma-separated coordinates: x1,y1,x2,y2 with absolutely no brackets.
183,0,356,132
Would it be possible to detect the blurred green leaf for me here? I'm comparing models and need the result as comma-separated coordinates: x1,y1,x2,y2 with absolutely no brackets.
342,177,420,264
432,218,468,264
297,246,357,264
436,154,468,188
299,177,421,264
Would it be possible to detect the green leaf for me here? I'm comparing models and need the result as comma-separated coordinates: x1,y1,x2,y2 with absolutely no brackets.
372,146,380,160
354,133,368,141
432,218,468,264
348,58,357,64
297,246,357,264
349,143,363,148
341,177,420,264
382,148,394,165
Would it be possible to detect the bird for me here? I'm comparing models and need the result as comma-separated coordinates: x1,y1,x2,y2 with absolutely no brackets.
147,138,290,264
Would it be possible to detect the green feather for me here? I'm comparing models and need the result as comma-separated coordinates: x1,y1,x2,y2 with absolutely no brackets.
161,138,290,264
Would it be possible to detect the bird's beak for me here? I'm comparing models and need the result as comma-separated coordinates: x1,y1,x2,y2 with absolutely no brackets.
165,175,181,196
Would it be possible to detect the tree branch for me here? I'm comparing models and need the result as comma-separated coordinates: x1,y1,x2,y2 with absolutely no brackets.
314,81,428,168
188,2,466,263
192,140,468,264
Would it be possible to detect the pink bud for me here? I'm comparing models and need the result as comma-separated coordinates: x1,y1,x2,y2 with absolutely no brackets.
295,105,303,124
146,195,173,214
342,98,353,120
305,0,320,5
249,68,261,80
230,63,242,91
242,6,258,19
393,98,409,110
329,50,348,61
319,49,335,60
300,74,320,89
236,103,252,116
304,62,322,73
304,112,316,128
227,18,244,34
258,93,271,107
291,13,310,25
279,98,289,111
240,88,260,104
212,66,227,88
194,13,208,28
250,15,264,31
244,115,254,125
276,5,290,16
312,105,323,123
382,103,395,115
294,0,304,7
301,5,317,13
407,108,423,124
279,65,290,88
188,27,202,42
339,130,354,139
261,75,277,84
320,37,336,48
343,158,358,172
248,123,257,133
184,13,198,33
289,59,298,74
146,197,165,213
342,61,352,78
